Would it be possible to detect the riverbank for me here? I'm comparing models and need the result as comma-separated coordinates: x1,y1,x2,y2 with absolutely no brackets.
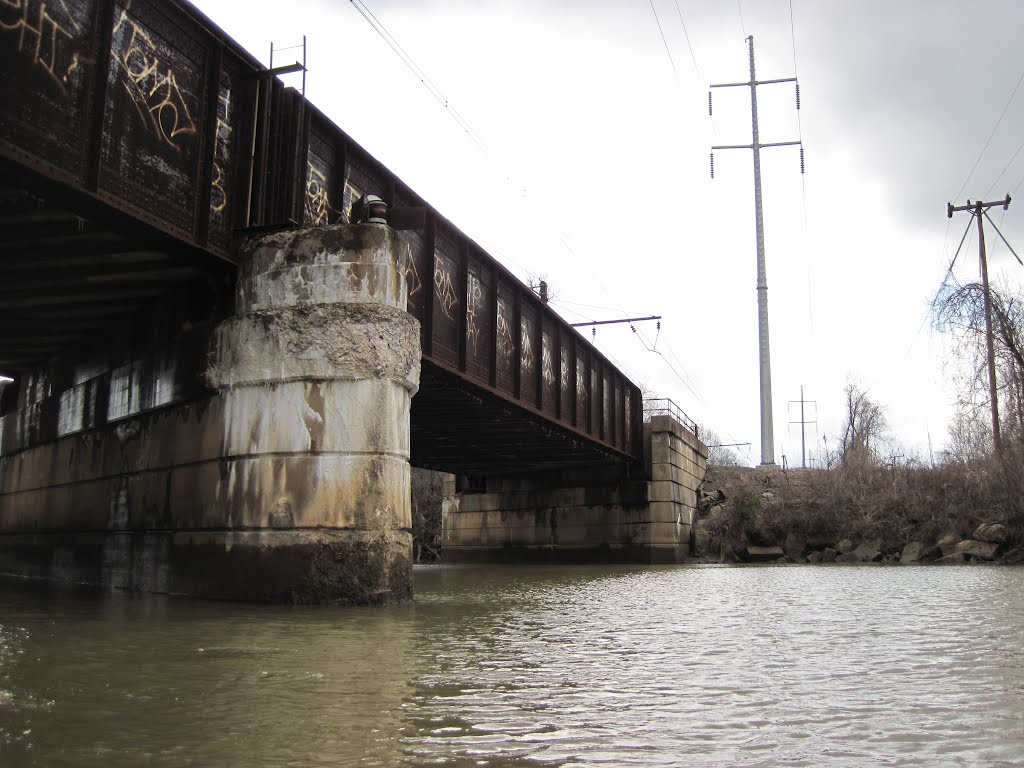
695,462,1024,565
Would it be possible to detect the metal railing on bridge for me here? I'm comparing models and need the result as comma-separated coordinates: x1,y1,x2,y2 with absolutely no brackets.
643,398,699,438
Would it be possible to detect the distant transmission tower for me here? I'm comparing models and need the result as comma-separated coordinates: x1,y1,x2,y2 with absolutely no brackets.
710,36,803,466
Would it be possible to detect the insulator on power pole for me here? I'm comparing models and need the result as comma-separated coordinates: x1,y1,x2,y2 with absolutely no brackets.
710,152,715,179
795,82,801,110
799,146,805,174
708,91,713,116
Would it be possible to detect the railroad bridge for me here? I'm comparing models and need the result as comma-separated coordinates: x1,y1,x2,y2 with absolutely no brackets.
0,0,706,603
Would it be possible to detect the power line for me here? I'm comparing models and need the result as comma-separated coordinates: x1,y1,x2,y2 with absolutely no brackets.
570,316,661,328
648,0,681,85
348,0,486,151
645,327,703,399
984,138,1024,199
953,66,1024,203
631,324,704,403
551,298,647,315
788,0,814,343
557,294,704,408
349,1,589,277
672,0,701,81
549,300,703,403
903,215,976,363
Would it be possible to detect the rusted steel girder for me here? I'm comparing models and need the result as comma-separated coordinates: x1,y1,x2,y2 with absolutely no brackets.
0,0,643,463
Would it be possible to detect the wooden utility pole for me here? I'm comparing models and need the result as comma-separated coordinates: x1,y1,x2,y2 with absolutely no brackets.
947,195,1011,455
710,36,802,466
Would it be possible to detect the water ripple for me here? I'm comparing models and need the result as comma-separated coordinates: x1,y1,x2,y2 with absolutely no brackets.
0,566,1023,766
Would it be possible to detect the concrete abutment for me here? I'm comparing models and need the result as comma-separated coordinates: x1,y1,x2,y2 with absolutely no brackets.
0,224,420,604
441,415,707,562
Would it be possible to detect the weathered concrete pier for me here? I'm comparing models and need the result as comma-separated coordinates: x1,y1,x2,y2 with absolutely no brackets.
0,225,419,603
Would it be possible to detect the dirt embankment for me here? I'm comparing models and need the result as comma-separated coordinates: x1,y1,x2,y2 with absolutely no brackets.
694,463,1024,565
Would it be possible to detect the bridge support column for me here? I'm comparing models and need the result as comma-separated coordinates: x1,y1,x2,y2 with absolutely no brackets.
0,224,419,604
639,415,707,562
202,224,420,603
442,416,707,563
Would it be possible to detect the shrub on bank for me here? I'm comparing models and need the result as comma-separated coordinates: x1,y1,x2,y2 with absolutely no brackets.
696,459,1024,564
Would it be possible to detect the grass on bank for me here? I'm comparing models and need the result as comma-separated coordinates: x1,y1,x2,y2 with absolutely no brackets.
699,451,1024,554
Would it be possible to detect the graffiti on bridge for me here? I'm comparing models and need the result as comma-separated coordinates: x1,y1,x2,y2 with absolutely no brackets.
209,86,232,216
433,259,457,321
520,319,534,373
1,0,84,97
466,272,483,355
496,303,513,365
541,335,554,389
111,8,197,150
406,254,423,307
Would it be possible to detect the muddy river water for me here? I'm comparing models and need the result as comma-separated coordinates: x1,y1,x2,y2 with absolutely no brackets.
2,563,1023,766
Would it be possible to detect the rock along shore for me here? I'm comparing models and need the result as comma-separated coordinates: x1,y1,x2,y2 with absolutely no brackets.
693,465,1024,566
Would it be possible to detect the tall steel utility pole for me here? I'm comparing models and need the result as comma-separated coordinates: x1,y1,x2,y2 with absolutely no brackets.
710,36,802,466
788,385,816,468
947,195,1012,456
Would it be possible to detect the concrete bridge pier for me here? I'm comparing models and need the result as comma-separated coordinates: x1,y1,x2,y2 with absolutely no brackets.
442,415,707,562
200,224,421,603
0,224,420,604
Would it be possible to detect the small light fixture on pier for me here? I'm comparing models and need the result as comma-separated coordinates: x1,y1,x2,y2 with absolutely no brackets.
357,194,388,225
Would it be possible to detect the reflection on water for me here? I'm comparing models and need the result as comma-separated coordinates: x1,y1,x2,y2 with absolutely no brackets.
2,564,1024,766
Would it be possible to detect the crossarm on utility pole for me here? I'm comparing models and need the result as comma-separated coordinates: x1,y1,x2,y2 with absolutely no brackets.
569,316,661,328
710,77,796,89
713,141,801,152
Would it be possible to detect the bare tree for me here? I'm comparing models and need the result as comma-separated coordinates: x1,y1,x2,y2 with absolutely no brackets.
933,279,1024,521
527,272,555,304
945,407,993,463
840,382,889,465
701,428,742,466
933,280,1024,450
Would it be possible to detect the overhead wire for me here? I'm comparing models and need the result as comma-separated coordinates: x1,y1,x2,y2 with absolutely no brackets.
638,324,702,399
348,0,598,280
348,0,485,151
550,298,648,316
552,297,705,411
982,210,1023,266
648,0,681,85
631,323,701,397
352,0,735,445
788,0,814,341
904,212,978,363
952,65,1024,203
672,0,701,81
984,138,1024,199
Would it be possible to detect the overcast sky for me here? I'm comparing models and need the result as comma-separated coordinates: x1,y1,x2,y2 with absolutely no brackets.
194,0,1024,466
